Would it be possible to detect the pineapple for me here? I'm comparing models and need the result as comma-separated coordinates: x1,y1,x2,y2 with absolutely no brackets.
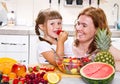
94,28,115,67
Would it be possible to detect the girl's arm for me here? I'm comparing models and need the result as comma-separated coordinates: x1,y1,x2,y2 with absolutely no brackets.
56,31,68,56
41,51,57,66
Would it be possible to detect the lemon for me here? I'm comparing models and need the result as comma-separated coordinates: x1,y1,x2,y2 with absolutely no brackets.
47,72,60,84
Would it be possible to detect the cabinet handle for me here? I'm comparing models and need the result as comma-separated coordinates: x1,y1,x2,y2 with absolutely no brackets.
1,42,26,45
18,60,26,63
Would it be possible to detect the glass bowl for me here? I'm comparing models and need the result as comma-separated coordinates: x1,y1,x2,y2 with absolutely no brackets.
55,54,92,75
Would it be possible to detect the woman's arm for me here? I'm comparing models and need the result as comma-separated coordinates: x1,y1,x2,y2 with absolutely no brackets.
109,46,120,60
109,46,120,71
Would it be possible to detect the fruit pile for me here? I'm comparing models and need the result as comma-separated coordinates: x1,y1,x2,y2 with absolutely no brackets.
28,65,55,73
0,70,60,84
56,56,91,75
0,57,60,84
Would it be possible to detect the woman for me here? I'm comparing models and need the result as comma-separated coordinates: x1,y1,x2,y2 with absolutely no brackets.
56,7,120,71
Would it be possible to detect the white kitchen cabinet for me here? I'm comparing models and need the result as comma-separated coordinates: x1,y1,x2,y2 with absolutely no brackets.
29,35,49,65
29,35,39,65
0,35,29,66
111,38,120,50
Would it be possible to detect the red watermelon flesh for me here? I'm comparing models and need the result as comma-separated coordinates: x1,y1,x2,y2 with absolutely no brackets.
81,62,114,79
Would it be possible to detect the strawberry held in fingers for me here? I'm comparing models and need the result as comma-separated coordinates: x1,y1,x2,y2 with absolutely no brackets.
56,30,63,35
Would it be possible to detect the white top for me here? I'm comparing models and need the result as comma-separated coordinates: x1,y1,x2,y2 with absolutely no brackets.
37,37,74,64
0,3,7,26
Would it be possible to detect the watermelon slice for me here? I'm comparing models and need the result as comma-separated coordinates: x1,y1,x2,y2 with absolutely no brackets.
80,62,115,84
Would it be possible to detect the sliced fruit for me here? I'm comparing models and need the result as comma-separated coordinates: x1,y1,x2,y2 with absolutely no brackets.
2,66,11,74
8,72,17,79
11,63,26,77
70,68,77,74
80,62,115,84
47,72,60,84
0,57,17,72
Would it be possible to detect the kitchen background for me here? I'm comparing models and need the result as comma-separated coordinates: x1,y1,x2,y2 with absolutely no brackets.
1,0,120,28
0,0,120,66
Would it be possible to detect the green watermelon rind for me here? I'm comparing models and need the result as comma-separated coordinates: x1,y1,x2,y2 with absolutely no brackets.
80,62,115,84
81,73,115,84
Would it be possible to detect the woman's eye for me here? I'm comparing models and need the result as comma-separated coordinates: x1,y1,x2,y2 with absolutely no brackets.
76,21,80,26
83,23,87,27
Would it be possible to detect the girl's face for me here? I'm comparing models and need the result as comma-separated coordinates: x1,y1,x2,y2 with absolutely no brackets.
46,19,62,38
75,15,96,43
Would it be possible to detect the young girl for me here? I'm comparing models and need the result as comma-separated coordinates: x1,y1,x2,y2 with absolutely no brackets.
35,8,63,66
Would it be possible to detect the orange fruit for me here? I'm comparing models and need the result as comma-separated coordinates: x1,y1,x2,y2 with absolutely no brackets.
20,72,26,78
2,66,11,74
0,57,17,74
43,73,48,80
0,63,4,72
8,72,17,79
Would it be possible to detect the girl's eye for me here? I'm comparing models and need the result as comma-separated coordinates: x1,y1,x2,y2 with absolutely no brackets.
58,22,62,25
50,23,54,25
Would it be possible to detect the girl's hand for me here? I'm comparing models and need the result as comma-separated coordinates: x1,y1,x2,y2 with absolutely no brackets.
58,31,68,43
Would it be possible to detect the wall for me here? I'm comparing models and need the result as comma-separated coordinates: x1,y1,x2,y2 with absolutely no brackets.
4,0,120,29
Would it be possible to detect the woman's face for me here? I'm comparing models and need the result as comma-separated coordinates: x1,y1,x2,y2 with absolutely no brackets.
75,15,97,43
46,19,62,38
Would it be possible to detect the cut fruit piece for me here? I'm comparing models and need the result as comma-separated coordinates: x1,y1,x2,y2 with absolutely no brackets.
80,62,115,84
0,57,17,72
47,72,60,84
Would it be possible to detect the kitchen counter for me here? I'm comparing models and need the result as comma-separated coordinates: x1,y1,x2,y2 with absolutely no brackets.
59,72,120,84
0,26,120,37
33,64,120,84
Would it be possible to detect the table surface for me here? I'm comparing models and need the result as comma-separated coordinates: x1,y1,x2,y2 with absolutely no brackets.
58,72,120,84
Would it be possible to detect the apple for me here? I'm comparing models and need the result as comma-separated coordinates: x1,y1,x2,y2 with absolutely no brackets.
11,63,26,77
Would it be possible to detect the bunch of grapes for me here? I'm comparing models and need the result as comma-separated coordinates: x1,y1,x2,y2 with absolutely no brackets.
25,72,48,84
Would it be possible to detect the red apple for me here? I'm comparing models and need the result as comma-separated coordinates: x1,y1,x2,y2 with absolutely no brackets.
11,63,26,77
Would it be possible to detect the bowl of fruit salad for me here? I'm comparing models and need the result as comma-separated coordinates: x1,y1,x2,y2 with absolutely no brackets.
55,54,91,75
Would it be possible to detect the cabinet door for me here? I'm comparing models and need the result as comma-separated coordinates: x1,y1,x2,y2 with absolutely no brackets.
0,35,29,66
111,38,120,50
29,35,38,65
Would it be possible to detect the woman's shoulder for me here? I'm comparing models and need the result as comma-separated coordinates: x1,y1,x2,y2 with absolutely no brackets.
65,37,74,44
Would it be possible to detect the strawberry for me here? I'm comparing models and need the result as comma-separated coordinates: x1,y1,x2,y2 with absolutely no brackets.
13,78,19,84
33,66,40,72
2,75,9,83
56,30,62,35
19,77,26,84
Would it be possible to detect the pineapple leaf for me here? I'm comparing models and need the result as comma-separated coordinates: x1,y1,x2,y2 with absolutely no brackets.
95,28,111,51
